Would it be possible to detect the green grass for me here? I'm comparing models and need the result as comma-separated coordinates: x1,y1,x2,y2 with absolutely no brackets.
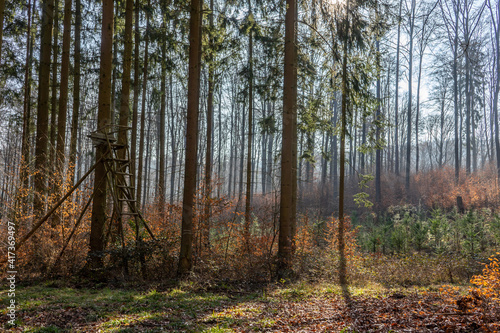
0,279,472,332
0,281,263,332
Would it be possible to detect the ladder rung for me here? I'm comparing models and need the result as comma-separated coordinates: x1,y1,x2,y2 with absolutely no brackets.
117,185,134,188
111,144,128,150
116,172,133,176
119,198,136,202
122,212,139,215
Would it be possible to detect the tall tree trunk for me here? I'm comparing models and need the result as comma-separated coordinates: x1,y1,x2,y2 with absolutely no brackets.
406,0,415,192
169,74,176,206
465,41,471,175
228,97,234,197
55,0,72,172
471,72,477,172
116,0,133,222
68,0,81,184
111,4,118,118
217,88,223,197
49,0,59,175
142,111,152,210
394,0,402,176
278,0,297,276
178,0,202,276
415,40,423,173
453,3,460,182
0,0,5,65
89,0,113,267
439,95,445,168
137,0,149,209
261,110,267,194
321,131,329,210
244,2,254,247
34,0,55,218
492,0,500,185
203,0,215,252
375,39,381,208
338,3,349,287
158,14,167,210
332,92,338,201
130,0,140,208
19,0,35,217
267,116,274,193
361,111,366,173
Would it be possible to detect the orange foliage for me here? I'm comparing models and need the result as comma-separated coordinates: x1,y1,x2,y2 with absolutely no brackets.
470,253,500,302
414,165,499,210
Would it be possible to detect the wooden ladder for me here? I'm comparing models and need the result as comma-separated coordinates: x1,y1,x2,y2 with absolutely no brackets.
95,126,155,244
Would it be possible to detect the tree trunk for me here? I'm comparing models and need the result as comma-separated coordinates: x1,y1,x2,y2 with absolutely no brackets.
116,0,133,225
19,0,35,217
203,0,215,253
394,0,402,176
244,4,253,247
465,44,471,175
332,92,338,201
178,0,202,276
89,0,113,268
169,74,176,206
130,0,141,209
158,14,167,210
493,1,500,186
278,0,297,276
49,0,59,174
34,0,55,218
68,0,81,184
453,3,460,182
0,0,5,66
137,1,149,210
338,4,349,287
228,88,235,198
415,37,423,173
55,0,72,172
471,72,477,172
375,39,381,208
406,0,415,193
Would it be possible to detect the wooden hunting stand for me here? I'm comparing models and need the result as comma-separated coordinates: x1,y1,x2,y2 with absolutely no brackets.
16,125,154,271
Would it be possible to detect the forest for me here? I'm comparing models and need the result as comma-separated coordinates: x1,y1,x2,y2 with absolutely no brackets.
1,0,500,331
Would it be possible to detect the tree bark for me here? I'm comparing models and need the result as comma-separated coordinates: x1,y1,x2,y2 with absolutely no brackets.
178,0,202,276
203,0,215,253
394,0,402,176
116,0,134,225
89,0,113,268
406,0,415,192
492,0,500,185
34,0,55,218
68,0,81,185
278,0,297,276
49,0,59,175
55,0,72,172
158,12,167,210
130,0,141,209
244,1,254,248
338,4,349,287
19,0,36,217
375,39,381,208
0,0,4,66
137,0,150,210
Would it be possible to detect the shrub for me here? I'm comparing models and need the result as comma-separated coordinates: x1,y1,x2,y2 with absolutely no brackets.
470,253,500,302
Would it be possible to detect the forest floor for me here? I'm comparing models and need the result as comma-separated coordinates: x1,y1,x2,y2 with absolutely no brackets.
1,280,499,332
